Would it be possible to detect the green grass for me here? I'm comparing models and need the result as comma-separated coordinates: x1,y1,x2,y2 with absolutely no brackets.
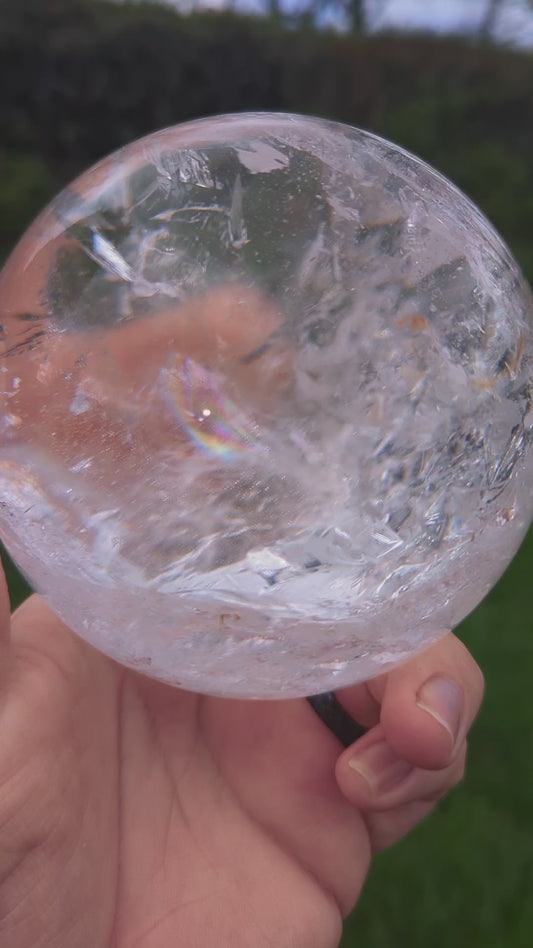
342,529,533,947
2,532,532,947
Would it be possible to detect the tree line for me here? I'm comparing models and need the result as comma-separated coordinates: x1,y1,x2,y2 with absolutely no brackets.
1,1,533,284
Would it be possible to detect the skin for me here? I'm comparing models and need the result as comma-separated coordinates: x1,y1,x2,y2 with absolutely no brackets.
0,590,483,948
0,216,484,948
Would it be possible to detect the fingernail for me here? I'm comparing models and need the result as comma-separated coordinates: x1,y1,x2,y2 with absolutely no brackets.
348,740,414,794
416,677,463,746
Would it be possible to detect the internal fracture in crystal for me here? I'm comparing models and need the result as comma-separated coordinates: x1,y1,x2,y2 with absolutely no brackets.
0,113,532,697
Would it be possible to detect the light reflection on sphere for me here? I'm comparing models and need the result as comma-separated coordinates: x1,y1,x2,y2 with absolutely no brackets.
1,112,533,698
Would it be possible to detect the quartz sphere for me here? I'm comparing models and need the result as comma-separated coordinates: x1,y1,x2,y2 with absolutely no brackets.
1,112,533,698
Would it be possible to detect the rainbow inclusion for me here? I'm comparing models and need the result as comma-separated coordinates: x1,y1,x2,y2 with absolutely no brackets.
160,354,261,459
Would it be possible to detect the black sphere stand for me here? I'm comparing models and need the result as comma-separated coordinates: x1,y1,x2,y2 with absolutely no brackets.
307,692,366,748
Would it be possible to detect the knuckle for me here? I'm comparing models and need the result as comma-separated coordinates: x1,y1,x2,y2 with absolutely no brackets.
432,742,468,801
453,758,467,787
451,742,468,786
467,655,485,707
457,637,485,704
448,634,485,716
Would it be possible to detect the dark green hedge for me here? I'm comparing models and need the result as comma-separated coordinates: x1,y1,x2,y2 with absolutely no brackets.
1,3,533,281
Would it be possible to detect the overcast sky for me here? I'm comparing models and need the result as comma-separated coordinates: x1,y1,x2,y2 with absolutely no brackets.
377,0,533,42
159,0,533,45
378,0,489,31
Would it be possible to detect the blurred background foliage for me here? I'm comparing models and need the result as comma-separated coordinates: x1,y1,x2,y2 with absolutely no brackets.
2,0,533,280
1,1,532,946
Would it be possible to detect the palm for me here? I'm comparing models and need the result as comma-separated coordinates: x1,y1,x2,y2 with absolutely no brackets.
1,596,369,948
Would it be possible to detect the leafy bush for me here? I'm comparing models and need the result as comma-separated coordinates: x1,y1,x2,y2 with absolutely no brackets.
0,153,56,260
1,6,533,282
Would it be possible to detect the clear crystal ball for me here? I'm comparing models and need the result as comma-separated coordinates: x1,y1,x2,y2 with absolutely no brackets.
1,112,533,698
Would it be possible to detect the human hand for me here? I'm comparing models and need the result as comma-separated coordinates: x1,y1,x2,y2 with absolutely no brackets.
1,191,483,947
0,582,483,948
